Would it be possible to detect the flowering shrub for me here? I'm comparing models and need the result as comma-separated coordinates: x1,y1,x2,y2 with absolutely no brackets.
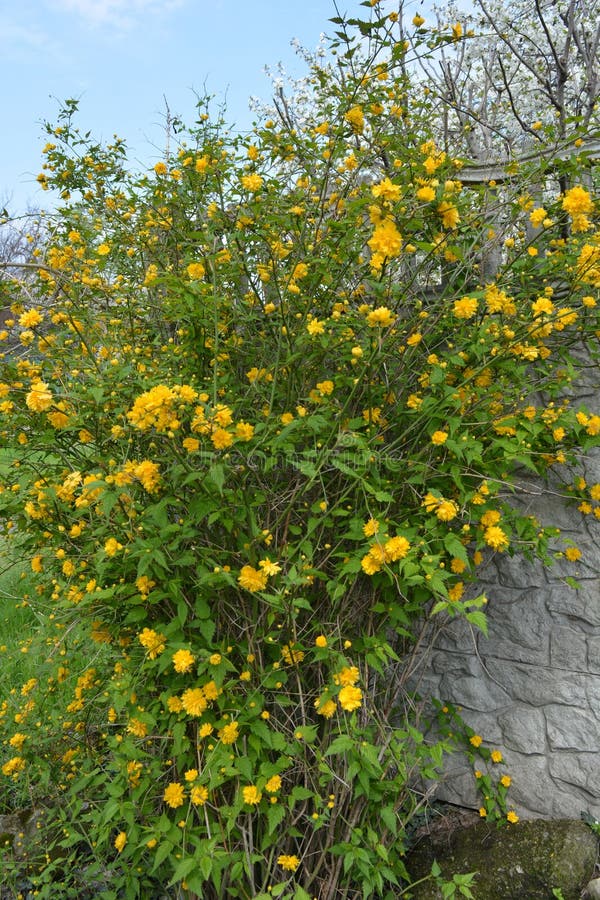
1,5,599,898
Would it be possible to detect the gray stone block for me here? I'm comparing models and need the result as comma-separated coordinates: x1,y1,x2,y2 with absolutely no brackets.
545,705,600,751
485,659,589,707
550,625,589,670
546,581,600,627
439,670,512,712
587,635,600,673
498,706,547,754
549,752,600,795
503,754,553,818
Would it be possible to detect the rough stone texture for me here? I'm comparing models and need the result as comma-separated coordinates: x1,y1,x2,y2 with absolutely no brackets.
406,819,599,899
416,435,600,819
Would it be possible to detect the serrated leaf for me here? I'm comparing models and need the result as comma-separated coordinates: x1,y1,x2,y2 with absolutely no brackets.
167,857,197,886
266,802,286,835
151,840,174,872
443,533,468,562
379,805,397,835
465,610,488,635
208,463,225,494
325,735,354,756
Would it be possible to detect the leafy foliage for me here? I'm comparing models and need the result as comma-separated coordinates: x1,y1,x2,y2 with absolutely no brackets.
0,3,599,897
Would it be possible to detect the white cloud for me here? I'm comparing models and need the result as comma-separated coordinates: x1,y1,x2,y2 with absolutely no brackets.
48,0,184,30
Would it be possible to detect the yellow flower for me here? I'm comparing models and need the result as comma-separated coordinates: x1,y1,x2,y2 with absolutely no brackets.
506,810,519,824
344,105,364,133
469,734,483,748
363,518,379,537
138,627,166,659
114,831,127,853
383,535,410,561
2,756,26,778
491,749,503,763
281,643,305,665
187,262,206,280
172,649,196,673
529,207,547,228
315,697,337,718
453,296,478,319
163,782,185,808
235,421,254,441
127,718,148,738
335,666,359,686
413,13,425,25
219,721,239,745
181,688,207,717
438,201,460,229
368,219,402,267
265,775,282,793
338,685,363,711
484,525,509,552
134,460,161,493
500,775,512,788
366,306,395,328
316,379,334,395
431,430,448,445
154,162,167,175
277,854,300,872
258,557,281,576
361,551,382,575
416,185,436,202
190,785,209,806
238,565,268,592
562,185,593,216
315,635,328,648
448,582,464,602
211,427,233,450
479,807,487,818
372,177,401,201
437,499,459,522
183,437,200,453
241,173,264,192
19,309,44,328
26,381,53,412
203,680,219,701
565,546,582,562
531,296,554,318
242,785,262,805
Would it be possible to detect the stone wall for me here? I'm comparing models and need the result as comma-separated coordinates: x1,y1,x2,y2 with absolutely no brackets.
416,366,600,820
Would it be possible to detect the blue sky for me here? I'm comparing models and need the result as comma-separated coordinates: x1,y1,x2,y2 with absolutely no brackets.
2,0,372,213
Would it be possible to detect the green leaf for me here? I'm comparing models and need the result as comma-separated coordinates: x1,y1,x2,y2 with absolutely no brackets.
379,805,397,836
235,755,253,781
288,786,315,808
199,855,213,881
167,856,197,886
325,735,354,756
443,533,468,562
208,463,225,494
266,803,286,835
465,610,488,636
151,840,174,872
294,887,312,900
